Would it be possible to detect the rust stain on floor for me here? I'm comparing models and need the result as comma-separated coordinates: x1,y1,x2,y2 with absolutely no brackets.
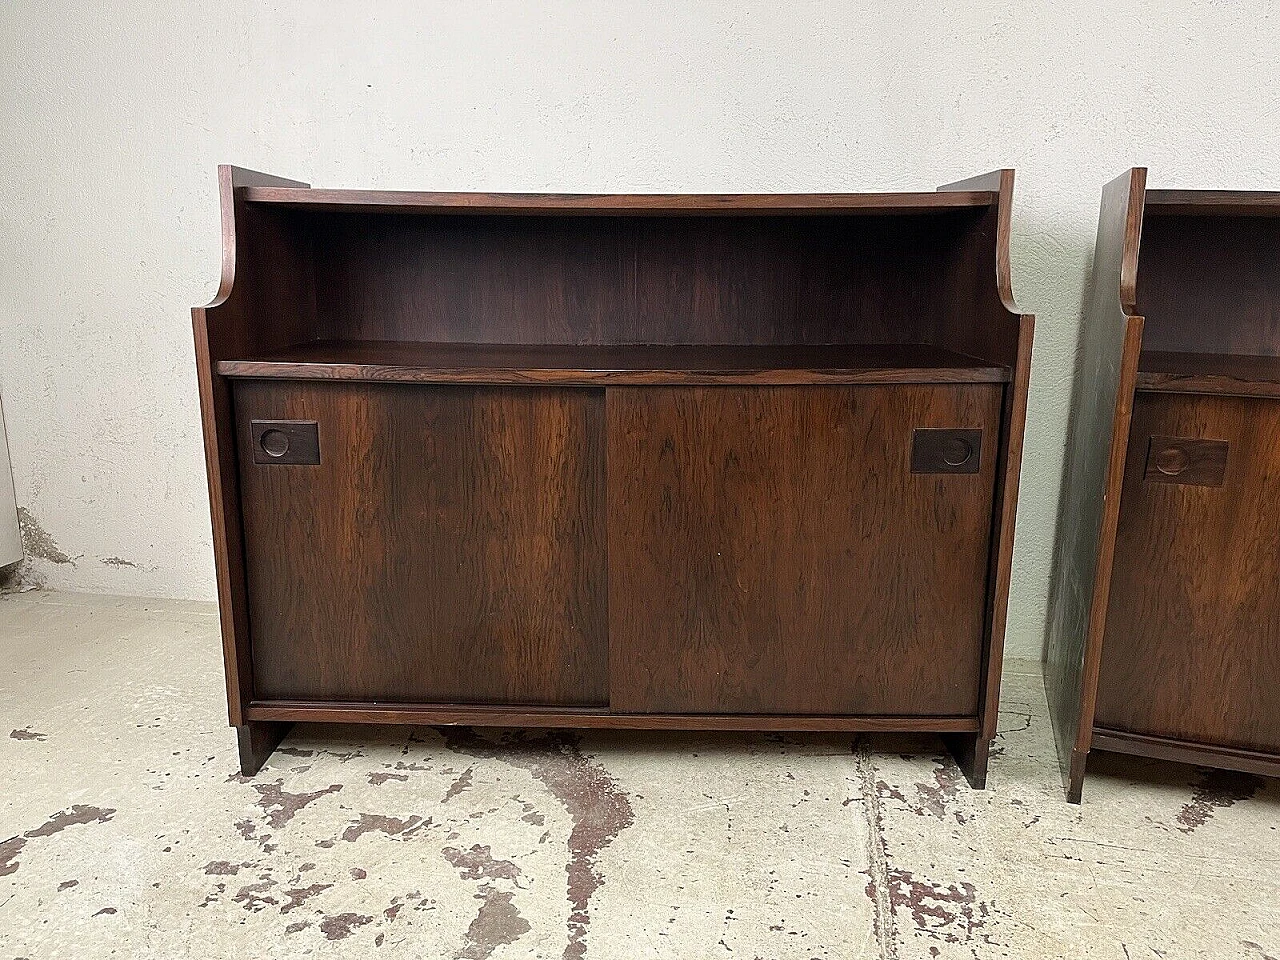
1,805,116,878
442,728,635,960
340,813,426,843
251,780,342,829
442,766,475,802
878,758,967,824
442,843,522,883
1175,768,1265,834
456,888,531,960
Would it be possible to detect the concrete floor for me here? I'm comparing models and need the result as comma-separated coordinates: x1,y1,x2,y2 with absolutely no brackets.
1,591,1277,959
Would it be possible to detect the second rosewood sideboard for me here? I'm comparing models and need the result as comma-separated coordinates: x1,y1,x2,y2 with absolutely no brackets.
194,166,1033,785
1047,169,1280,802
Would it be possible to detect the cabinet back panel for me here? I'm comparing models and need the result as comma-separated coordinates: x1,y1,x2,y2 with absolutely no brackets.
606,384,1001,715
1137,215,1280,356
305,211,983,347
233,379,608,705
1098,392,1280,750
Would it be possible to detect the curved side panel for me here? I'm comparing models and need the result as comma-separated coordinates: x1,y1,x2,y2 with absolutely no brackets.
1044,168,1147,801
192,166,309,726
939,168,1020,315
933,170,1033,785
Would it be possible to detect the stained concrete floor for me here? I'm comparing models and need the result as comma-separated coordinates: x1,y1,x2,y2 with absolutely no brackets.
1,591,1278,959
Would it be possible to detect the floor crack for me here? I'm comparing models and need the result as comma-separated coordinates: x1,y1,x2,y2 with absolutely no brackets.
855,735,897,960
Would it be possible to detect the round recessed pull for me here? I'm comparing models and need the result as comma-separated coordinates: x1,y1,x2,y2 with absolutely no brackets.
941,437,973,467
1155,446,1189,476
260,428,291,458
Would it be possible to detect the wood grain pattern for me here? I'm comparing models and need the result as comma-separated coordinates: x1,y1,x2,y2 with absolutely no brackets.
1144,190,1280,216
1141,435,1228,487
1137,351,1280,397
306,210,986,348
192,164,311,730
244,187,996,215
193,168,1032,778
1050,174,1280,799
1091,728,1280,779
236,721,291,777
218,340,1010,386
245,702,980,731
1044,168,1147,802
938,170,1035,785
1096,392,1280,752
606,384,1001,716
233,379,608,705
1137,213,1280,356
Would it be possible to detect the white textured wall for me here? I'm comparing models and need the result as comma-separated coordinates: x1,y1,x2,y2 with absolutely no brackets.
1,2,1278,657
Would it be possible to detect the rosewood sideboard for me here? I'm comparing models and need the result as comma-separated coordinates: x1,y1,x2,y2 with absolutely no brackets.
193,166,1032,784
1047,168,1280,801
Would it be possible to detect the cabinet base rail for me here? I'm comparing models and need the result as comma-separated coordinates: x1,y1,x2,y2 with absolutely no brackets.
245,701,980,731
1089,727,1280,781
235,706,989,787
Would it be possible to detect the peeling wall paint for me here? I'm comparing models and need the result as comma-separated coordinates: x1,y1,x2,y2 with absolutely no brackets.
0,393,19,567
17,508,73,566
2,2,1280,655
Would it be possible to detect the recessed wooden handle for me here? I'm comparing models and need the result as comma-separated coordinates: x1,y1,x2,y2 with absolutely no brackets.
1143,436,1227,487
910,428,982,474
251,420,320,465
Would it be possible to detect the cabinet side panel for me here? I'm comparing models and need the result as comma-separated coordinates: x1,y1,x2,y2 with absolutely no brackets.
234,380,608,706
193,167,313,724
1097,393,1280,751
1044,170,1145,796
606,384,1000,716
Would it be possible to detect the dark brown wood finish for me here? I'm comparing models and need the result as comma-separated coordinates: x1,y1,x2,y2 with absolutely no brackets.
235,720,291,777
1137,351,1280,397
1044,168,1146,802
301,210,989,349
1137,213,1280,357
243,187,996,215
192,166,313,753
217,340,1010,386
1144,190,1280,216
234,379,608,705
1049,170,1280,801
1140,435,1228,487
245,702,981,731
606,384,1000,717
193,168,1032,778
1097,393,1280,749
1090,728,1280,779
938,171,1035,785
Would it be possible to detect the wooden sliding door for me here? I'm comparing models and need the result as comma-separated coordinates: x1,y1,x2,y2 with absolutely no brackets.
605,385,1002,716
234,379,608,706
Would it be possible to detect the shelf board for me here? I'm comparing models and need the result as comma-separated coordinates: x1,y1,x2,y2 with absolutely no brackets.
240,187,997,216
1145,190,1280,217
217,340,1011,387
1137,351,1280,398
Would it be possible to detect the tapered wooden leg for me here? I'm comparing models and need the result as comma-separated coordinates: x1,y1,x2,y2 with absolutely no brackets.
1065,747,1089,804
236,720,292,777
943,732,990,789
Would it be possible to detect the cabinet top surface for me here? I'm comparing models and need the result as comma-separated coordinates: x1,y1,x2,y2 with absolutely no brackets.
241,186,997,215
